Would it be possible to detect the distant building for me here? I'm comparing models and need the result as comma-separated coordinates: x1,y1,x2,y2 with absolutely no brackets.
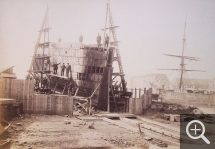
125,74,170,93
0,66,17,79
209,78,215,91
171,78,215,91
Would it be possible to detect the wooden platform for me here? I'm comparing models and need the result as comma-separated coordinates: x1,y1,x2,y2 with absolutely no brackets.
0,98,16,105
94,113,136,119
76,116,102,121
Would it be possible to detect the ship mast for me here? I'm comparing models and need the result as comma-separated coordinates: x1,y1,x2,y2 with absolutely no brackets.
158,21,204,91
179,21,186,90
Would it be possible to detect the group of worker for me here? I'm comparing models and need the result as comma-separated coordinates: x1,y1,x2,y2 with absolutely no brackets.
79,33,110,48
33,74,48,89
52,62,72,77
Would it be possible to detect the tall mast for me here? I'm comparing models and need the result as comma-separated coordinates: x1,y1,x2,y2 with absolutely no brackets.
157,20,205,91
179,21,187,90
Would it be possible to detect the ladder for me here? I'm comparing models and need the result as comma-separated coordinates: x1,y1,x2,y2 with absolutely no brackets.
28,6,50,78
108,7,126,91
109,9,124,75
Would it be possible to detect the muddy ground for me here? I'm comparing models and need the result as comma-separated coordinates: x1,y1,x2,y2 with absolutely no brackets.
1,114,150,149
1,101,214,149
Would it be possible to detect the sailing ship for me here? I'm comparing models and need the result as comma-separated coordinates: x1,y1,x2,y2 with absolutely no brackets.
158,22,215,108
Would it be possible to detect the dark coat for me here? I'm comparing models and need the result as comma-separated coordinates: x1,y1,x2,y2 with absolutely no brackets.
97,35,101,43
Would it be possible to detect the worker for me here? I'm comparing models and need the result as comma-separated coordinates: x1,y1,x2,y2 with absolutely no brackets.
79,34,83,43
113,81,120,91
61,63,66,76
35,73,40,88
67,82,74,95
96,33,101,48
52,62,61,74
44,58,50,70
66,63,70,77
42,77,48,88
68,63,72,76
105,34,109,48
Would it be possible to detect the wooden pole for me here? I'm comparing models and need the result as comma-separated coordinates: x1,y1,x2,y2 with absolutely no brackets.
139,88,141,98
135,88,137,99
108,3,111,46
103,3,109,51
74,87,79,97
111,85,117,112
107,69,110,112
131,88,133,98
88,98,91,115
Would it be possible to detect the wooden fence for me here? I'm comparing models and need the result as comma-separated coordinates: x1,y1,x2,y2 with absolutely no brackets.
0,78,73,115
129,88,153,114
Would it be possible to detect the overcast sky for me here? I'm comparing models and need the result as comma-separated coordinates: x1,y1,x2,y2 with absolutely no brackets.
0,0,215,80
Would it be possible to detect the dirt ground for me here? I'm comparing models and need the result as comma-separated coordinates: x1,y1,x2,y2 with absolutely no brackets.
1,114,150,149
1,102,214,149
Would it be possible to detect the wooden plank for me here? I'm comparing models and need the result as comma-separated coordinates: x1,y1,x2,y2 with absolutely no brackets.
51,95,56,115
61,96,67,114
5,79,10,98
43,95,47,114
56,95,61,114
25,80,29,112
32,93,37,113
2,79,5,98
16,80,22,102
59,96,63,114
129,98,135,114
0,78,3,98
34,94,38,113
69,96,73,116
22,80,27,112
135,98,143,114
10,79,16,99
0,79,2,97
47,94,52,114
28,84,34,114
36,94,39,113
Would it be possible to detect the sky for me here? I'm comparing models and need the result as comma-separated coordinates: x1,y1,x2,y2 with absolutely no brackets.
0,0,215,81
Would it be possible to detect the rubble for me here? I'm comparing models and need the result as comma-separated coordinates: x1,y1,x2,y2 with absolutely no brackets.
151,139,168,148
88,122,94,129
14,123,22,126
148,102,196,115
104,137,135,148
64,121,71,124
164,114,180,122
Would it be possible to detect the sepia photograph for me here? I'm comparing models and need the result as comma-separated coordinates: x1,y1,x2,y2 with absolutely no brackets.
0,0,215,148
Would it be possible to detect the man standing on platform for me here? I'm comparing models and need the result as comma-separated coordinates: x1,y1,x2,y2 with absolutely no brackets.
61,63,66,76
52,62,61,74
35,73,40,88
105,34,109,48
68,63,72,76
67,82,74,96
66,63,70,77
42,77,48,88
79,34,83,43
96,33,101,48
